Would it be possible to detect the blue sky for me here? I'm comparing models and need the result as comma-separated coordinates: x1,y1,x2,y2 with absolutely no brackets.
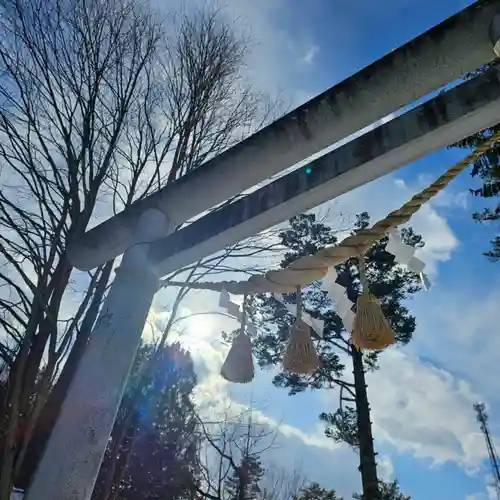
149,0,500,499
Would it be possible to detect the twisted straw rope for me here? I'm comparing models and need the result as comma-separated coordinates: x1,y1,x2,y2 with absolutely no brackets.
164,131,500,295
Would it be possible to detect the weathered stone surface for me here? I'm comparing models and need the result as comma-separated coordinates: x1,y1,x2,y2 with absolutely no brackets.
149,64,500,276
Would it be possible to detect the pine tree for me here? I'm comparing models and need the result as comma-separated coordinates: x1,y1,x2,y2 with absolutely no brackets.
225,454,265,500
92,341,199,500
454,126,500,261
294,482,341,500
453,63,500,261
353,480,411,500
249,213,422,500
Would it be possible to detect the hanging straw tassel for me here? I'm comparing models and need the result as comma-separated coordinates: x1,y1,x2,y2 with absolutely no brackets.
351,255,396,350
220,295,255,383
282,287,320,374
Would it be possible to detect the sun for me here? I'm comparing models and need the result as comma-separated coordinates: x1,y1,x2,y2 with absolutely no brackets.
142,306,234,364
175,312,223,354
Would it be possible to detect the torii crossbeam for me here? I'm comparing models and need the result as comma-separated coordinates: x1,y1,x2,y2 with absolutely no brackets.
26,2,500,499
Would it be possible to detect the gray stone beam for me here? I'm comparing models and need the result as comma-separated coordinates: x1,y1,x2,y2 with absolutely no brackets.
69,0,500,271
148,65,500,277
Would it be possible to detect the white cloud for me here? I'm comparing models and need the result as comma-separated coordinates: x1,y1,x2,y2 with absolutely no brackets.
301,45,319,64
378,455,395,481
408,171,470,212
411,201,460,275
467,494,482,500
319,171,459,277
412,281,500,412
385,174,466,275
432,186,469,211
466,486,499,500
487,486,499,500
261,428,362,497
366,350,486,469
316,345,490,472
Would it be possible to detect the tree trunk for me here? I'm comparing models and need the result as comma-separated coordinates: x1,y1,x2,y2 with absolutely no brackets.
351,345,380,500
238,469,246,500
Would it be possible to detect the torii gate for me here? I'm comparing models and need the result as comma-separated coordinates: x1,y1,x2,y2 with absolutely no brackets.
24,2,500,499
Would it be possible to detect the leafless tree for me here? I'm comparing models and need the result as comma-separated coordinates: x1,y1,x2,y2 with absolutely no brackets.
260,465,308,500
0,0,283,495
191,407,311,500
192,407,278,500
0,0,161,494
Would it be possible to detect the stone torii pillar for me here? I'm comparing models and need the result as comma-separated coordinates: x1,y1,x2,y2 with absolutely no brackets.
25,209,173,500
